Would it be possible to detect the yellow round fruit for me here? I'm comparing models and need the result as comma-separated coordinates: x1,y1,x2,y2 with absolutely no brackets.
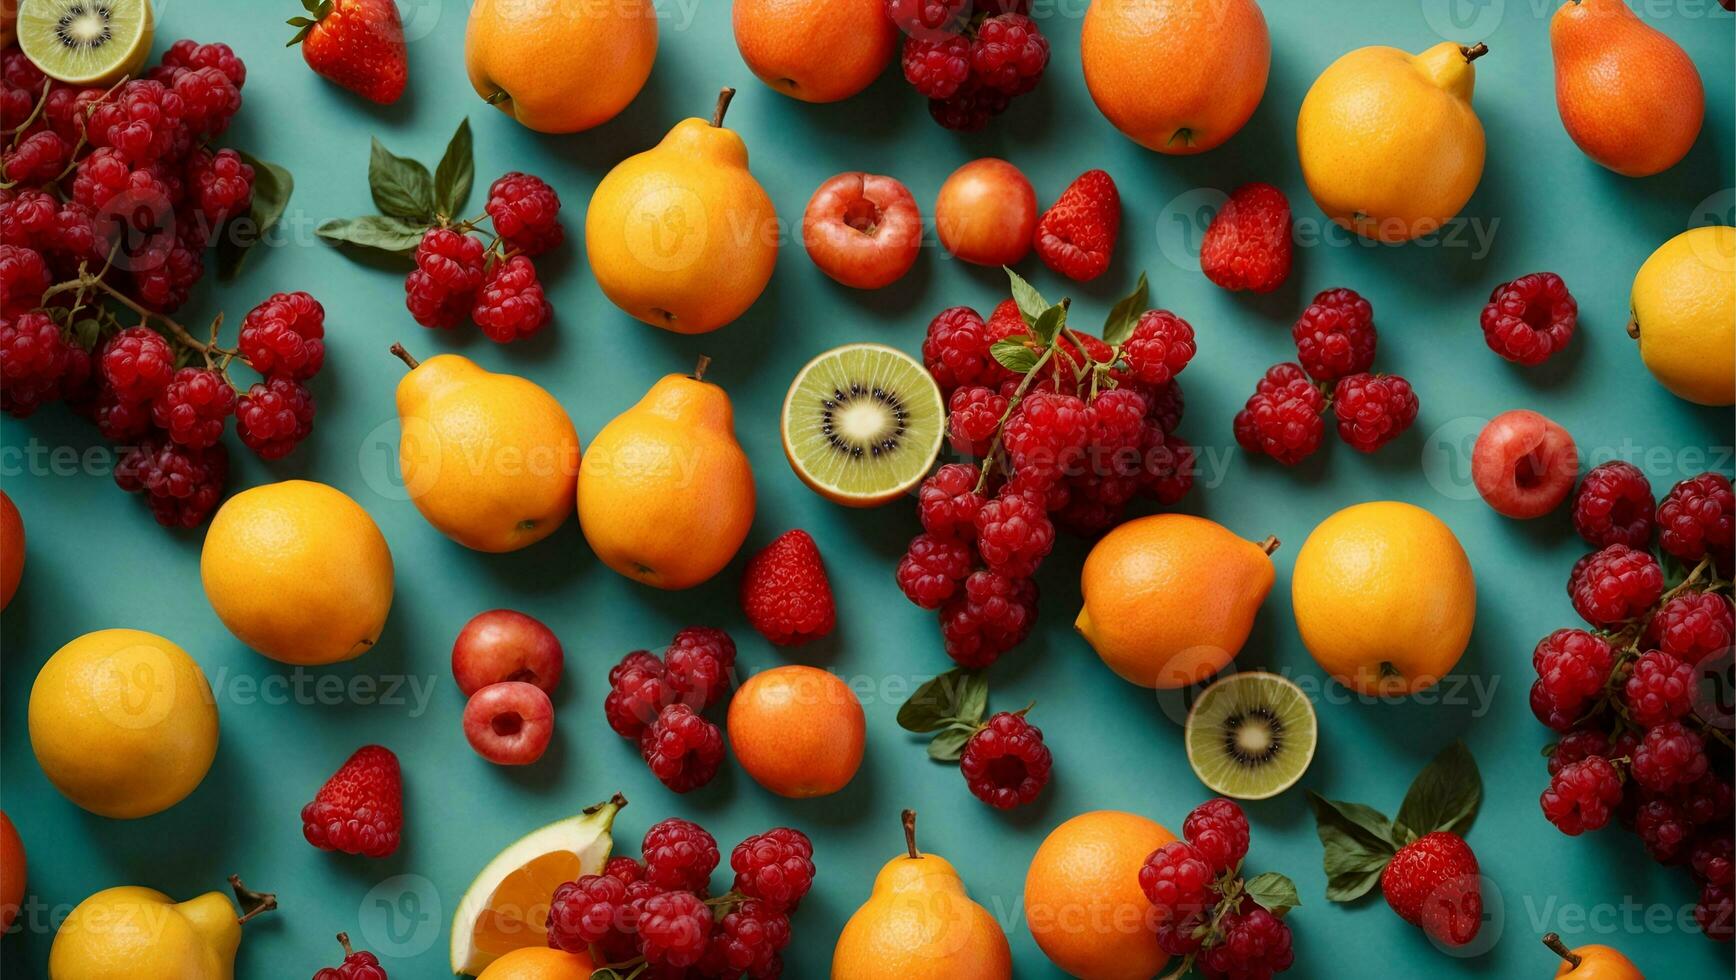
465,0,657,134
29,629,218,819
476,947,596,979
201,481,393,665
1025,810,1173,980
49,881,264,979
1292,501,1476,696
1297,42,1487,242
1629,225,1736,406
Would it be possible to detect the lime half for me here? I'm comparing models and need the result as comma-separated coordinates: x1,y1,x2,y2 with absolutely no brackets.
1185,671,1318,800
780,342,944,507
19,0,155,87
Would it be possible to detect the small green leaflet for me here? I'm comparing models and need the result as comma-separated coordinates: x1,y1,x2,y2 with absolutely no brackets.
1005,266,1048,326
323,119,478,261
216,152,293,280
1101,271,1150,346
369,137,435,223
1243,872,1301,916
897,668,988,762
432,119,475,219
1392,740,1482,845
1307,791,1397,903
316,215,429,256
1030,302,1066,345
991,339,1039,374
927,726,974,762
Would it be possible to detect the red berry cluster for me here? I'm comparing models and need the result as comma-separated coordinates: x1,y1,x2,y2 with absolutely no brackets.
603,629,737,793
403,173,561,342
312,933,387,980
898,668,1052,809
1236,288,1418,464
1533,466,1734,943
1140,798,1298,978
547,814,815,977
1480,271,1577,366
899,271,1196,668
887,0,1048,131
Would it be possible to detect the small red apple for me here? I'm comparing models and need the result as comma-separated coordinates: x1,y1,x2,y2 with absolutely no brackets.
802,172,922,289
935,158,1036,266
462,681,555,766
1472,409,1580,518
451,609,564,697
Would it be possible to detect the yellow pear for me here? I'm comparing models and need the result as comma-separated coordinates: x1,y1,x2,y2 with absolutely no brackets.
49,876,274,980
585,88,778,334
1298,41,1488,242
578,359,754,589
832,810,1011,980
392,344,582,552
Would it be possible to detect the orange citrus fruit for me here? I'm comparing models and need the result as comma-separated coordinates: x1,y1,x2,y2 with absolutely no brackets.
466,0,657,134
733,0,896,103
476,947,595,980
1025,810,1174,980
727,665,865,798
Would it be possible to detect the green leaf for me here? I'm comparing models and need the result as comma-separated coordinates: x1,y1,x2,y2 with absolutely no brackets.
368,137,435,222
897,668,985,733
1324,867,1385,903
1243,872,1301,916
316,215,429,256
1005,266,1048,326
927,726,973,762
1030,303,1066,345
71,318,101,351
1392,740,1482,844
433,118,475,219
1101,271,1150,346
991,339,1038,374
955,671,988,726
217,152,294,280
1308,791,1397,904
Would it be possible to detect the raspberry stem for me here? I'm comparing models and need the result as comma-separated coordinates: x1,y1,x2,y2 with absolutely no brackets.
1541,933,1580,969
228,874,277,925
971,302,1069,494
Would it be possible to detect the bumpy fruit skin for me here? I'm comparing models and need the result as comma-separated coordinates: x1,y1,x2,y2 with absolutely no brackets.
239,291,326,380
486,172,563,256
1567,544,1663,626
1234,362,1325,464
1199,182,1292,293
603,649,672,738
1138,840,1213,913
1197,904,1294,979
973,491,1055,578
1571,460,1654,549
1380,831,1482,947
740,529,836,645
641,817,719,893
1032,169,1119,282
1183,798,1250,873
1657,473,1734,572
939,569,1038,668
895,533,972,609
471,255,552,343
636,890,713,968
1529,628,1614,731
903,34,970,99
1331,373,1417,453
731,827,815,911
546,873,630,953
236,377,316,460
1122,310,1198,385
1644,591,1733,664
959,711,1052,809
293,0,409,104
115,437,229,528
1630,721,1708,794
405,228,486,329
664,626,736,710
301,744,403,858
1480,272,1577,365
921,306,999,393
1623,649,1694,727
638,703,725,793
1541,756,1624,835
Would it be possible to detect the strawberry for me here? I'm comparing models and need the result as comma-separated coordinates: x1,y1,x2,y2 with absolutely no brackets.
1199,182,1292,294
288,0,408,105
1380,831,1483,947
740,530,836,646
1033,169,1120,282
301,745,403,858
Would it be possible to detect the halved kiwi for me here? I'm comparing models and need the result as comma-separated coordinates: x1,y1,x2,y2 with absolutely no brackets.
780,343,944,508
1185,671,1318,800
18,0,154,87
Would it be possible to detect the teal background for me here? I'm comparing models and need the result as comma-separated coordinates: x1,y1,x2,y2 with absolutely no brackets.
3,0,1733,976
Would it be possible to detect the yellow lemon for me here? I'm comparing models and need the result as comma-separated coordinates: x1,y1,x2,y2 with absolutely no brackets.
29,629,218,819
1291,501,1476,696
201,481,393,665
1628,225,1736,406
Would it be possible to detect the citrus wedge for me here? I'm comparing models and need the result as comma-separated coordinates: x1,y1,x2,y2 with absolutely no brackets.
450,794,624,976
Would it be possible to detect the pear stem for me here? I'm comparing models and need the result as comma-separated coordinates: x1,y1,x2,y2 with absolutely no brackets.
692,355,711,382
1626,316,1640,340
1258,535,1280,556
390,342,419,370
228,875,278,925
1460,42,1489,63
902,809,920,859
1542,933,1581,969
711,87,736,128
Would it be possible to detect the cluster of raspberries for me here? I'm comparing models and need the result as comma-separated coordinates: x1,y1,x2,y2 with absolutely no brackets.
898,296,1197,668
547,816,814,977
887,0,1049,131
1235,287,1418,465
603,628,737,794
404,172,561,343
0,41,326,528
1533,463,1734,943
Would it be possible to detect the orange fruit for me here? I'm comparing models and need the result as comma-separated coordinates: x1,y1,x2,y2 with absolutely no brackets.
1025,810,1173,980
1076,514,1277,689
733,0,896,103
1552,0,1703,178
1081,0,1270,154
477,946,595,980
0,490,21,611
466,0,658,134
728,665,864,797
0,811,24,933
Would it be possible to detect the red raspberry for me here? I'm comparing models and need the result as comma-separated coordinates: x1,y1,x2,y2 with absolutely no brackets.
1331,372,1417,453
471,255,552,342
970,14,1049,97
405,228,486,329
901,34,971,100
300,744,402,858
917,463,986,540
3,130,71,185
1692,835,1734,887
43,85,105,143
974,489,1055,576
1138,427,1195,505
741,530,835,645
948,385,1007,456
92,385,152,440
546,873,629,953
311,933,386,980
895,533,973,609
1529,628,1614,732
1033,168,1119,282
1087,387,1146,461
183,147,254,226
0,310,76,416
487,172,564,256
731,827,815,911
1678,773,1734,826
664,627,737,710
159,39,248,88
928,79,1010,131
85,80,186,164
605,856,646,884
1200,182,1293,294
1183,798,1250,873
151,367,235,449
1480,272,1576,366
639,703,725,793
99,326,176,403
1292,287,1376,383
236,377,315,460
239,291,325,380
1141,378,1184,432
1568,544,1664,627
1540,756,1624,835
1122,310,1197,386
1633,796,1693,863
1624,649,1695,728
1631,720,1709,793
1696,882,1733,941
71,147,173,223
0,189,58,250
885,0,969,34
959,710,1052,809
114,436,229,527
1139,839,1214,915
1570,460,1654,549
1548,727,1611,776
1197,905,1295,980
1003,391,1089,489
1380,832,1483,947
1657,473,1734,572
170,66,242,139
0,244,48,315
702,898,790,977
938,569,1037,668
1234,362,1326,465
637,890,713,968
131,238,205,314
2,48,44,90
922,305,1001,393
604,650,674,738
642,817,719,893
1644,591,1733,665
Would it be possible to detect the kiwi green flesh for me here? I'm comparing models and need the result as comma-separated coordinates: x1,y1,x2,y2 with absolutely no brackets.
19,1,148,79
1187,673,1317,799
784,347,943,497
